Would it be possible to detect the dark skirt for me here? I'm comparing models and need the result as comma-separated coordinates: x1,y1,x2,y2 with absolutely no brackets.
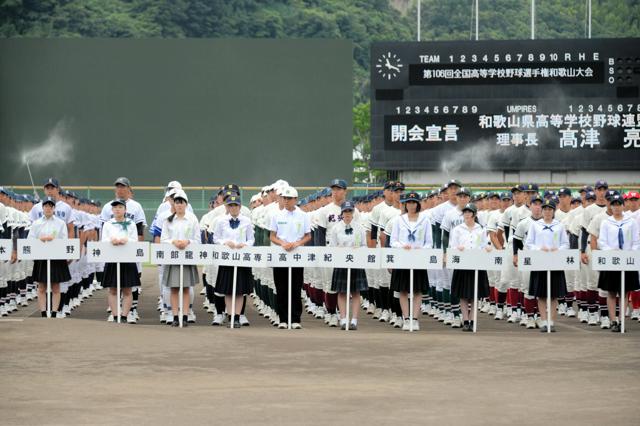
331,268,368,293
597,271,640,294
451,269,490,300
528,271,567,298
215,265,254,296
102,262,141,288
32,260,71,283
390,269,429,293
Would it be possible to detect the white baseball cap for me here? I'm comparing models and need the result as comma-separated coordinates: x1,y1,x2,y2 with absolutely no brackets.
250,194,260,203
281,186,298,198
165,181,182,197
172,189,188,203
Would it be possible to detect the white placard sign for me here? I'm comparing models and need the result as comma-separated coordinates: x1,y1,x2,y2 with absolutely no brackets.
86,241,150,263
212,246,268,268
517,249,580,271
0,239,11,261
150,243,213,265
17,239,80,260
266,246,320,268
379,248,443,269
591,250,640,271
315,247,382,269
446,249,509,271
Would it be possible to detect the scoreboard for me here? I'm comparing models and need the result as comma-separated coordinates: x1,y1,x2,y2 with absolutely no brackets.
370,39,640,171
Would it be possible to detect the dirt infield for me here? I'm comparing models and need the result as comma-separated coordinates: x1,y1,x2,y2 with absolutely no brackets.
1,267,639,425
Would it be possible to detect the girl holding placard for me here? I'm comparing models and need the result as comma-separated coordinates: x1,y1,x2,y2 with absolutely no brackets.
161,190,200,327
597,194,640,332
213,193,255,329
28,197,71,318
524,199,569,333
101,199,141,323
449,203,491,332
390,191,433,331
328,201,368,330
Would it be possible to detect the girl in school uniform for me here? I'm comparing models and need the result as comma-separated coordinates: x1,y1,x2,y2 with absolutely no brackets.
524,199,570,332
449,203,491,332
328,201,368,330
213,193,255,329
597,194,640,332
28,197,72,318
160,190,200,327
390,191,433,331
101,199,141,323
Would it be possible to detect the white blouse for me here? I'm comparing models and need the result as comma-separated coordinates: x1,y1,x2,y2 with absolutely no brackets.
449,222,489,250
524,219,569,251
161,213,200,245
597,216,639,251
213,214,255,246
28,215,68,240
390,214,433,249
101,218,138,244
328,221,367,248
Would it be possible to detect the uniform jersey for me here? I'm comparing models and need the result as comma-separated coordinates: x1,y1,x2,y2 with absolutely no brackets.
100,198,146,226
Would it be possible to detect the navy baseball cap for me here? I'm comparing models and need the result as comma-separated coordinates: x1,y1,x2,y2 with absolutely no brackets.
558,187,572,197
579,185,593,193
530,194,544,204
457,187,471,197
393,181,406,191
462,203,477,215
43,177,59,188
42,197,56,207
541,199,556,210
595,180,608,189
446,179,462,188
330,179,347,189
110,199,127,207
402,191,421,203
383,180,396,190
609,194,624,205
224,194,241,205
605,190,620,201
222,184,240,194
571,197,582,204
487,191,500,199
114,177,131,187
501,192,512,200
340,200,355,212
585,191,596,201
520,183,539,192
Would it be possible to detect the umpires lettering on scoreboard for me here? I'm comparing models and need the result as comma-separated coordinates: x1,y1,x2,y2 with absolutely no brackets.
371,39,640,170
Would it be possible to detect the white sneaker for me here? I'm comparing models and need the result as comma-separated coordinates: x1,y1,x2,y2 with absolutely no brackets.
558,303,567,316
535,317,543,329
488,305,497,316
306,303,316,314
566,307,577,318
211,314,224,326
314,306,325,319
412,319,420,331
451,316,462,328
367,304,376,315
631,308,640,321
127,312,137,324
107,314,114,322
390,313,397,325
199,287,206,295
291,323,302,329
526,317,536,329
495,309,505,320
372,307,382,319
20,298,29,307
188,310,196,323
420,304,428,314
480,302,491,313
379,310,390,322
401,319,410,331
443,312,453,325
239,315,250,326
329,314,339,327
394,317,403,329
277,322,288,329
323,313,332,325
600,316,611,329
56,311,66,319
519,315,529,326
507,311,519,323
587,313,599,326
433,309,442,321
578,310,588,323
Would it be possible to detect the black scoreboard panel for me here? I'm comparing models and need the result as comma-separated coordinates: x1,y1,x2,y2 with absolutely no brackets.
371,39,640,171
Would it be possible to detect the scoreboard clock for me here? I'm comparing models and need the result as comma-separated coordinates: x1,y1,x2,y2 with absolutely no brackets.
370,39,640,171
